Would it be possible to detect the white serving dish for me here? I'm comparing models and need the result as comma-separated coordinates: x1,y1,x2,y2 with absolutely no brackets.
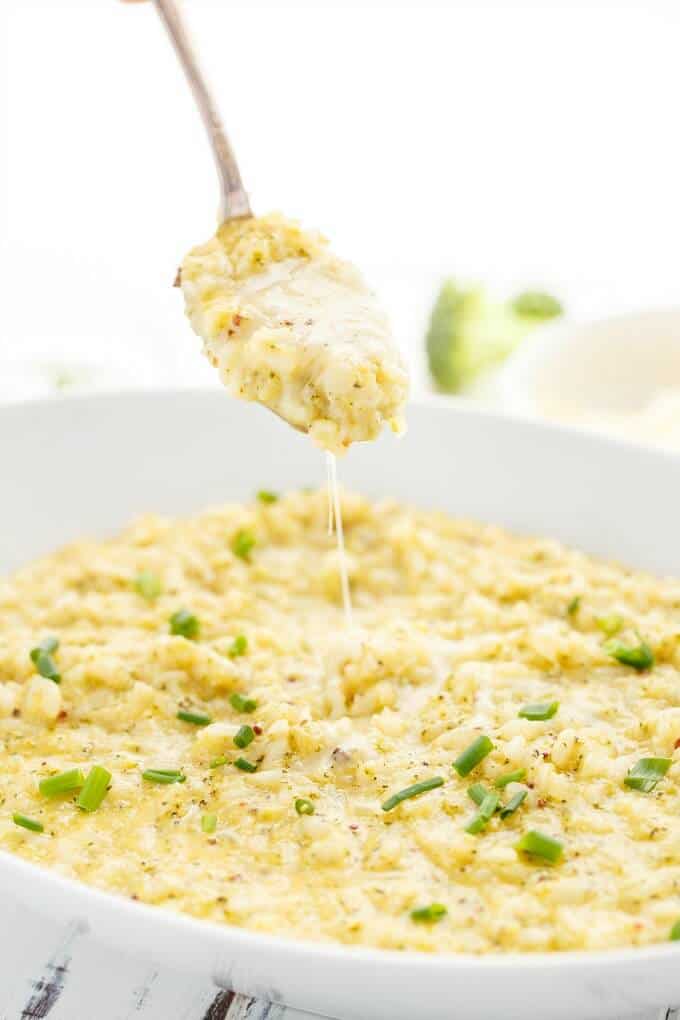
1,389,679,1020
497,305,680,422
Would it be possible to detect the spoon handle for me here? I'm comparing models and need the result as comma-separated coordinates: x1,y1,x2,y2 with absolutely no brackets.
153,0,251,222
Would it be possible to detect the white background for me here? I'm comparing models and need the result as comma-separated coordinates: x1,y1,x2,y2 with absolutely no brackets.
1,0,679,391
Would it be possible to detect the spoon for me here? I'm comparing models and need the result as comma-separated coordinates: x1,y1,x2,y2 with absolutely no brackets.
127,0,251,225
125,0,311,432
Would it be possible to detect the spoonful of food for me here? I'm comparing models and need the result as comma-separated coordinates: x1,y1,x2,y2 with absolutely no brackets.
125,0,409,455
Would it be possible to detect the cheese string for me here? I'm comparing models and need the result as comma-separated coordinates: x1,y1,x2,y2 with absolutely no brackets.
325,451,353,627
326,451,334,535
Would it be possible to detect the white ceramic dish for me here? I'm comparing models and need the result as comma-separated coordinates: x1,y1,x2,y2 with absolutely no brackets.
1,390,680,1020
497,305,680,421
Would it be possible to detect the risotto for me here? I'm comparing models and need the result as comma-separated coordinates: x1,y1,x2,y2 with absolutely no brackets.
1,489,680,954
180,214,409,454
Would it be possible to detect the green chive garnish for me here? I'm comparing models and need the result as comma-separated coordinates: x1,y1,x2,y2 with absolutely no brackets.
465,790,499,835
234,757,257,773
177,709,212,727
295,798,315,815
624,757,671,793
39,768,86,798
671,920,680,941
209,756,228,769
30,637,60,684
76,766,112,812
518,701,559,721
410,903,447,924
142,769,186,784
169,609,200,640
230,692,257,713
228,634,248,658
595,614,623,636
232,530,256,561
133,571,162,601
566,596,581,617
453,735,494,777
13,813,44,833
381,776,444,812
494,768,526,788
604,635,654,671
234,724,255,749
257,490,278,504
499,788,528,820
516,830,564,864
201,813,217,834
467,783,489,807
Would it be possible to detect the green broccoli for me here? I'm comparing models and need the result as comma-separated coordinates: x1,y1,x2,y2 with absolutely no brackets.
426,281,563,393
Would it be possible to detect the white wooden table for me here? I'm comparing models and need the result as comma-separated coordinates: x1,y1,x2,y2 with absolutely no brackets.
0,893,675,1020
0,895,309,1020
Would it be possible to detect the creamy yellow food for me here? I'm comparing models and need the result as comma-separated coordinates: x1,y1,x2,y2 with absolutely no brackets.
2,490,680,954
180,214,409,454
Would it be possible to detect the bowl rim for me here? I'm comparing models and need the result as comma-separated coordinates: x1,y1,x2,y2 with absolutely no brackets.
2,839,679,974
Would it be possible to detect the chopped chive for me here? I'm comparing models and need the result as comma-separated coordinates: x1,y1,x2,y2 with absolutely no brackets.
566,596,581,617
499,788,528,820
257,490,278,504
410,903,447,924
233,724,255,749
671,920,680,941
133,571,162,601
234,757,257,773
230,692,257,713
467,782,489,807
76,765,112,812
228,634,248,658
595,614,623,637
465,790,499,835
31,650,60,683
209,756,228,769
169,609,200,640
518,701,559,722
142,769,186,784
624,757,671,793
494,768,526,788
295,798,315,816
201,813,217,834
453,735,494,777
39,768,86,798
177,709,212,727
604,635,654,671
12,813,44,833
516,830,564,864
232,530,256,561
381,776,444,813
30,637,60,684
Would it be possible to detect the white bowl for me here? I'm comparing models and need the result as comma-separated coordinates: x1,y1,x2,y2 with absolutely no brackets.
497,306,680,424
1,390,680,1020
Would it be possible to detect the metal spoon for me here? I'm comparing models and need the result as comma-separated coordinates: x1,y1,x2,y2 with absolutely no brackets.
127,0,251,224
124,0,307,433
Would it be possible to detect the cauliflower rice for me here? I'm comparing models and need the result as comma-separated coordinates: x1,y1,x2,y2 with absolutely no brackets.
1,489,680,954
180,214,409,455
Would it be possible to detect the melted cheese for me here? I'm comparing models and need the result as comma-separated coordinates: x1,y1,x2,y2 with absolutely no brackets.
180,213,409,455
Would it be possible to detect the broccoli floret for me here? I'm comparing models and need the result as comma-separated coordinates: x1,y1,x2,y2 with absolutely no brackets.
426,280,563,393
511,291,563,320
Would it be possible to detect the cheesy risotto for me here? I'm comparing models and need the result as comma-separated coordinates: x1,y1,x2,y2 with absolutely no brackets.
1,489,680,954
180,214,409,455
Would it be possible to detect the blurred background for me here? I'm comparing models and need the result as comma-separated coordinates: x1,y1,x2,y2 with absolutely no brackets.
1,0,678,414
